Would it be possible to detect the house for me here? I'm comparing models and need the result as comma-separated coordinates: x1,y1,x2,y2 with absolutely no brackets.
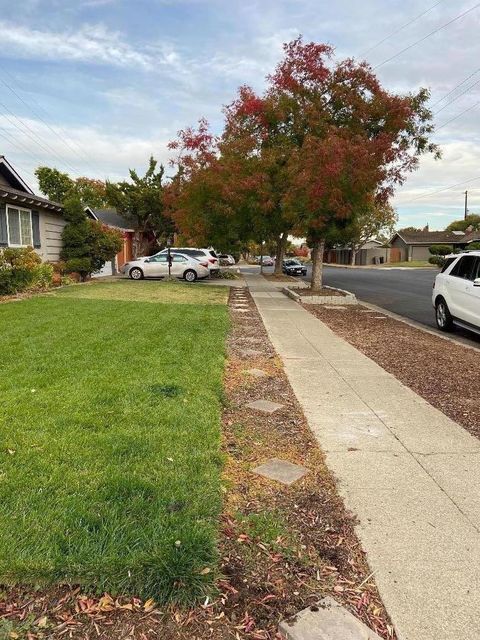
0,156,64,260
85,207,134,275
324,239,393,265
390,229,480,262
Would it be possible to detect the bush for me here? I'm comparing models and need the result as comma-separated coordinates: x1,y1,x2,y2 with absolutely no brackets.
32,263,54,289
65,257,92,278
428,255,445,267
468,242,480,250
0,248,54,296
429,244,451,256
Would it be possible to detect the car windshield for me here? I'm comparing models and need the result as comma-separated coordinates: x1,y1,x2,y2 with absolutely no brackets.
285,259,300,266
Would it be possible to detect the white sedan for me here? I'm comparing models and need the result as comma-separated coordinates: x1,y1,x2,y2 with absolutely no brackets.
122,252,210,282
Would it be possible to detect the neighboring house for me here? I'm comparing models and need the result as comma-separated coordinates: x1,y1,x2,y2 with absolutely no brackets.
390,229,480,262
324,239,394,265
0,156,64,261
85,207,134,276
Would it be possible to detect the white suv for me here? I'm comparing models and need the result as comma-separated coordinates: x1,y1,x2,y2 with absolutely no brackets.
432,251,480,334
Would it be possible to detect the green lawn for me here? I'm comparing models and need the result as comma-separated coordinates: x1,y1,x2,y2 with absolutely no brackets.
0,280,228,602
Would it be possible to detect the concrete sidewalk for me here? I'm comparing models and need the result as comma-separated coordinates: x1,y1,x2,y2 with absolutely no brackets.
245,273,480,640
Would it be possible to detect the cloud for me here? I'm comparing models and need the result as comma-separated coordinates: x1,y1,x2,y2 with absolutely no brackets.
0,21,154,69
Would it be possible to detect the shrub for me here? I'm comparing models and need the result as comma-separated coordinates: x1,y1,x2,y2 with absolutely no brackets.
65,257,93,278
0,248,54,296
32,263,54,289
428,255,445,267
468,242,480,250
429,244,451,256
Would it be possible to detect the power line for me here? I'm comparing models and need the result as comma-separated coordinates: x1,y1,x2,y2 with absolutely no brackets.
0,101,81,174
436,100,480,130
402,176,480,203
434,76,480,115
430,67,480,108
374,3,480,69
360,0,446,57
0,63,106,177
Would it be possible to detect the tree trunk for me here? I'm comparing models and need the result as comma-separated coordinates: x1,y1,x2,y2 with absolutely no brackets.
274,231,288,275
350,247,357,266
310,238,325,291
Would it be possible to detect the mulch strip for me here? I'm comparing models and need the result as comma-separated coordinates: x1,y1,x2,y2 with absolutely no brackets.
308,304,480,440
0,291,395,640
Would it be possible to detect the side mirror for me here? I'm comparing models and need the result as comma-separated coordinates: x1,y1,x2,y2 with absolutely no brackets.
474,278,480,287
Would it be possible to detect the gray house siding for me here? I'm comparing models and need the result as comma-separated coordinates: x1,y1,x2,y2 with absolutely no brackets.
39,211,66,261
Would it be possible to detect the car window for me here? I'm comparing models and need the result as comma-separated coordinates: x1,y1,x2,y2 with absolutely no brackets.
172,254,187,262
150,255,167,263
208,250,218,258
450,255,478,281
441,257,457,273
473,257,480,280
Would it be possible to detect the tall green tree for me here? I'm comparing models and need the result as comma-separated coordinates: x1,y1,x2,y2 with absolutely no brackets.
106,157,174,257
60,195,122,281
35,167,108,207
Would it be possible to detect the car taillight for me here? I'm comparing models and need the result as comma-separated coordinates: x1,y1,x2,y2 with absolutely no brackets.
208,258,217,264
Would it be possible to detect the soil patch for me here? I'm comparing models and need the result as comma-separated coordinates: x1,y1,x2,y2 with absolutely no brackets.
292,287,346,297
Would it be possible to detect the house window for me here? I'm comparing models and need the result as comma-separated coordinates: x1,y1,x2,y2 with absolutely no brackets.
7,206,33,247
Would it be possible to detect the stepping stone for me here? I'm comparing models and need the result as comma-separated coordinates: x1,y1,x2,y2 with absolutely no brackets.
324,305,347,310
241,349,263,358
246,399,284,414
279,596,382,640
253,458,308,485
374,316,388,319
233,309,250,313
244,368,268,378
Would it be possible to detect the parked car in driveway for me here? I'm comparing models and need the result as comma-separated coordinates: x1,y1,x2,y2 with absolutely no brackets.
255,255,274,266
219,253,236,266
282,258,307,276
157,247,219,274
432,251,480,334
122,252,210,282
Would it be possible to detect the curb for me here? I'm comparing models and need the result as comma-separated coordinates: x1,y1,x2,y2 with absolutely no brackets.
283,285,357,305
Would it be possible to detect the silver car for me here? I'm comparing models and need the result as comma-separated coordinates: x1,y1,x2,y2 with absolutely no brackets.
122,252,210,282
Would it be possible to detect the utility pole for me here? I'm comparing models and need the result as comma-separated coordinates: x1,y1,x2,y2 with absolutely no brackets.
465,190,468,220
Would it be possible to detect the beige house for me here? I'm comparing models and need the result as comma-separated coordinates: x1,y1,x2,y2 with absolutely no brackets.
0,156,65,261
390,229,480,262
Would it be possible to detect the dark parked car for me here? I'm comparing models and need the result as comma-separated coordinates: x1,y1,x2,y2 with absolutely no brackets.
282,258,307,276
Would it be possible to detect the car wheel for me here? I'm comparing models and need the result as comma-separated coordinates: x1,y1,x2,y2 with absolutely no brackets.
184,269,197,283
129,267,144,280
435,298,453,331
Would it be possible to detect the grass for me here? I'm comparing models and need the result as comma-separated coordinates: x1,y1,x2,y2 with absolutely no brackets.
0,280,229,602
380,260,434,268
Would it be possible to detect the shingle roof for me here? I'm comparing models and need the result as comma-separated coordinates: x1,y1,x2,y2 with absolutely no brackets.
0,185,63,212
89,208,134,231
394,230,480,245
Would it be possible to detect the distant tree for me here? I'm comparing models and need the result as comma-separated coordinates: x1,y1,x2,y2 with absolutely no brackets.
342,199,397,265
35,167,108,207
106,157,174,257
35,167,74,203
397,226,423,234
60,195,122,281
446,214,480,232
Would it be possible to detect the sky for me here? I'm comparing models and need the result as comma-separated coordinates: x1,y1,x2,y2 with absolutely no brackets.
0,0,479,230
